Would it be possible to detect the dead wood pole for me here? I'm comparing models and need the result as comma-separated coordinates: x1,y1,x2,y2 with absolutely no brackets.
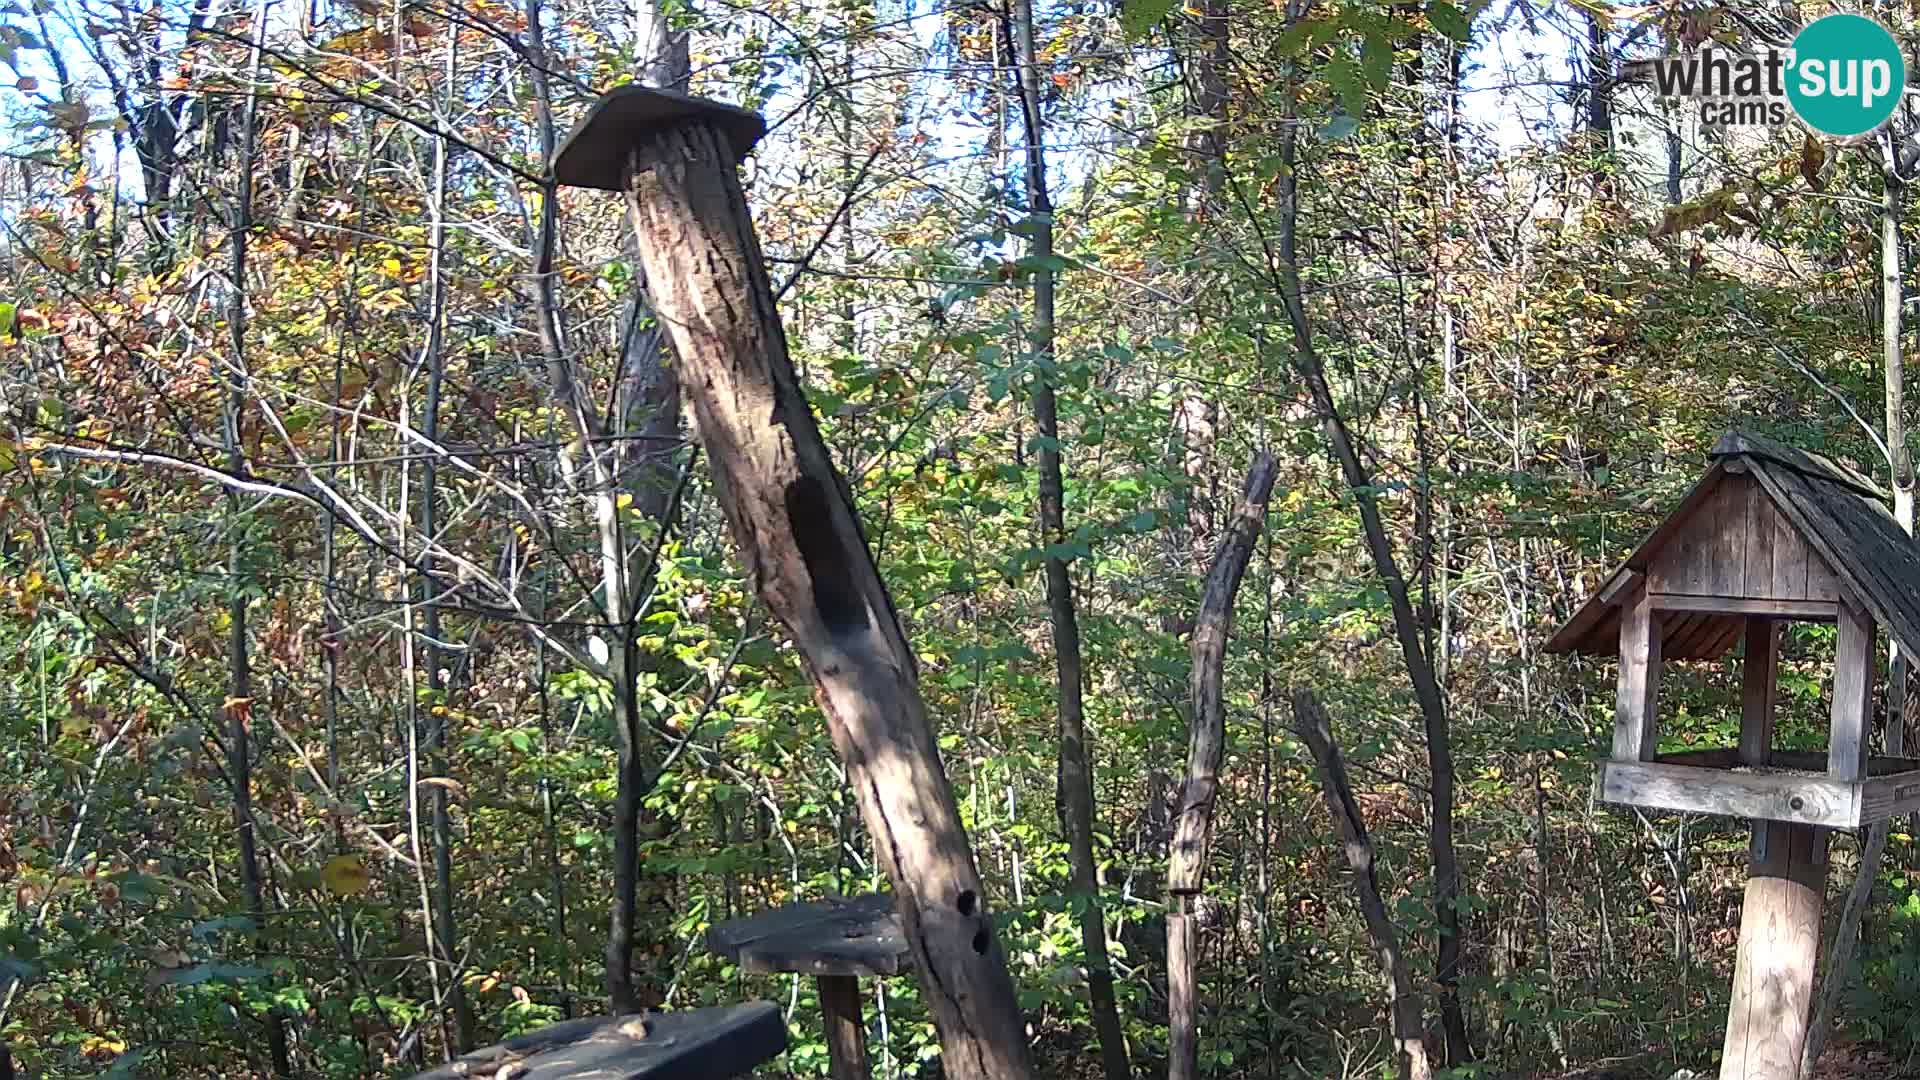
1723,821,1829,1080
1167,450,1277,1080
1727,598,1858,1080
819,975,872,1080
553,89,1036,1080
1292,689,1433,1080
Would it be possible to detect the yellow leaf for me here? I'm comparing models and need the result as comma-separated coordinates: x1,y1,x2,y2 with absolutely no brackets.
80,1035,128,1056
320,854,371,896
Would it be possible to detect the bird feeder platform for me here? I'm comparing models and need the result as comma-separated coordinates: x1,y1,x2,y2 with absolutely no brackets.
408,1001,785,1080
707,894,908,1079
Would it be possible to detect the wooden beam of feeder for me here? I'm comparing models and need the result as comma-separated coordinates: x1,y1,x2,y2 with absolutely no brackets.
569,99,1034,1080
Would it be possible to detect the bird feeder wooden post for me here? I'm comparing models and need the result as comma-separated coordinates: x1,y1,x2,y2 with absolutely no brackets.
551,88,1035,1080
1548,431,1920,1080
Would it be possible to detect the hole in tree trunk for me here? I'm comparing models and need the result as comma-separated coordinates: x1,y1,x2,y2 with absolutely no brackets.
957,889,977,916
971,927,990,955
784,476,866,640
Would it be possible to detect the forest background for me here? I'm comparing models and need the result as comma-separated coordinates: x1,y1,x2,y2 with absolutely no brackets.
3,0,1919,1076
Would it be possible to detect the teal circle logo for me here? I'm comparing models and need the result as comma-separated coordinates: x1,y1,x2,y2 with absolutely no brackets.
1787,14,1905,137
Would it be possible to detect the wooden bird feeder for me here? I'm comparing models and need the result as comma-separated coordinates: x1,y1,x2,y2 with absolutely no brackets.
706,894,909,1080
1547,430,1920,1079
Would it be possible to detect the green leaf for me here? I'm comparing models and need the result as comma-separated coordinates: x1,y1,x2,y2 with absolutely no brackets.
104,1050,151,1079
1277,16,1333,56
208,963,267,981
0,301,15,338
1012,253,1070,276
191,915,258,941
1324,52,1367,117
1428,0,1472,41
1119,0,1177,38
1360,34,1393,92
0,951,38,985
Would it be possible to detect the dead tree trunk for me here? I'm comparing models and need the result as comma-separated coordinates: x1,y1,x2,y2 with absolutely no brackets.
1274,89,1469,1062
1168,450,1277,1080
1293,689,1432,1080
612,112,1035,1080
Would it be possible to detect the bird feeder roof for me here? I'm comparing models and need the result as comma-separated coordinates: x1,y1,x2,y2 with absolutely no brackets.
1546,431,1920,661
552,85,767,191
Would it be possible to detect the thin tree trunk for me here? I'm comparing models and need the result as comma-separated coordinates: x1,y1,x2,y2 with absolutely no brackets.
416,25,474,1049
524,0,691,1012
1006,2,1128,1076
1168,451,1278,1080
1293,689,1432,1080
1804,135,1912,1079
1185,0,1230,203
618,115,1035,1080
1273,77,1469,1064
534,548,574,1017
524,0,641,1013
223,2,289,1069
1586,6,1612,150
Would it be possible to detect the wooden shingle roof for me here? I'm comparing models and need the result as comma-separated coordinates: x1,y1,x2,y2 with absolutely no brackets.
1546,431,1920,661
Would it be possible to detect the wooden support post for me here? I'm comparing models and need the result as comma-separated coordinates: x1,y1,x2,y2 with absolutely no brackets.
1719,821,1829,1080
1614,585,1662,761
1830,600,1874,782
1166,900,1198,1076
818,975,871,1080
1740,618,1777,768
586,97,1034,1079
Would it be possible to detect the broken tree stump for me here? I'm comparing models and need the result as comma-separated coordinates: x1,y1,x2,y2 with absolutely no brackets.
552,86,1035,1080
707,893,909,1079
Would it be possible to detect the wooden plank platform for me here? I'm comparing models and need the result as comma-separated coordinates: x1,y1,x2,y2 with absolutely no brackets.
409,1001,785,1080
706,893,908,978
1600,756,1920,828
